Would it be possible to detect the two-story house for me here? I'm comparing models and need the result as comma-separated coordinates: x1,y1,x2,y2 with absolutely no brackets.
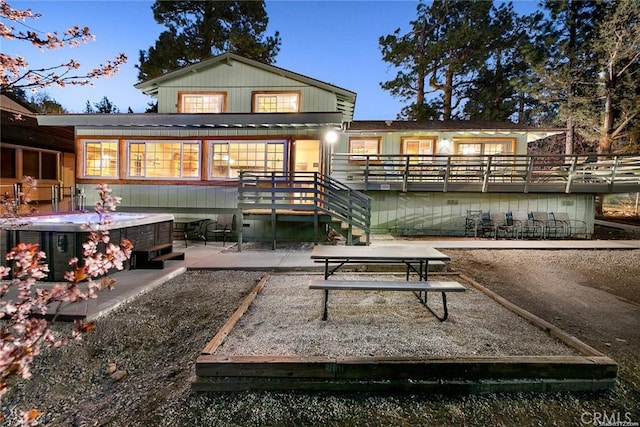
37,53,639,244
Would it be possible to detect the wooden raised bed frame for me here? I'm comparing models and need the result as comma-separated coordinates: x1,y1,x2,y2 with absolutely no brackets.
193,273,617,393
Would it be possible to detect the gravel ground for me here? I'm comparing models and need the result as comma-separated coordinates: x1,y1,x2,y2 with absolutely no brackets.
1,249,639,427
218,273,579,358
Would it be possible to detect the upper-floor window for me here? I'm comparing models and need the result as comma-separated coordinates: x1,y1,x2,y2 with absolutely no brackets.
252,92,300,113
348,137,380,162
178,92,226,113
210,140,285,179
127,140,200,179
83,140,118,178
402,137,436,164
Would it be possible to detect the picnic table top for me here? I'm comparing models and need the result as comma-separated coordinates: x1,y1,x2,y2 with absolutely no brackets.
310,245,451,262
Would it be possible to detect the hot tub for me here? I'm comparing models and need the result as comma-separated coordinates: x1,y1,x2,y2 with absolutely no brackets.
1,212,175,281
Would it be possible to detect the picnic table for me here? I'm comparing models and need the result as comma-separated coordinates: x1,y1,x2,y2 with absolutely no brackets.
309,245,465,321
310,245,451,280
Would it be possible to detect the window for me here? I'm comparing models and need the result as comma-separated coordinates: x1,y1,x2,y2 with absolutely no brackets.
83,140,118,178
178,92,226,113
348,137,380,162
22,149,58,180
127,141,200,179
252,92,300,113
402,137,436,164
454,138,515,156
1,146,16,178
210,141,285,179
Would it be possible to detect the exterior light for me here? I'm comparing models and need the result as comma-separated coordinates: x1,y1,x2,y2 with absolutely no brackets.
325,130,338,144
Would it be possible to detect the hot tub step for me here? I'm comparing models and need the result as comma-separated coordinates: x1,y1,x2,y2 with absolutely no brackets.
132,243,184,269
152,252,185,262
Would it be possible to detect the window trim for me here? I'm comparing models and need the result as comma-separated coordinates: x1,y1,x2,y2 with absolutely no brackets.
208,139,287,180
348,136,381,163
177,91,227,113
251,91,301,113
82,139,119,179
453,137,516,156
401,136,437,164
125,140,201,180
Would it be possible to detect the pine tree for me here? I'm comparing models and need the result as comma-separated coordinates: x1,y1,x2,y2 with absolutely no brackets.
137,0,281,82
379,0,496,120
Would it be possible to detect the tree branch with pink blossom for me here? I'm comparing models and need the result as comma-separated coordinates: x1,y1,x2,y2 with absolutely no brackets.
0,184,132,425
0,0,127,92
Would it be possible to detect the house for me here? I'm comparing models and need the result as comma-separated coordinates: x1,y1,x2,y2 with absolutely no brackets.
0,94,75,210
36,53,639,243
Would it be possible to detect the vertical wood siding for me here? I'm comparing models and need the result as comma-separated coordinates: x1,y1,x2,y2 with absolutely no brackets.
154,61,337,113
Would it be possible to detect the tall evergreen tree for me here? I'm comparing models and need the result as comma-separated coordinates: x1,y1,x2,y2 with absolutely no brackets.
462,4,546,124
379,0,495,120
137,1,281,82
575,0,639,154
535,0,604,154
84,96,120,113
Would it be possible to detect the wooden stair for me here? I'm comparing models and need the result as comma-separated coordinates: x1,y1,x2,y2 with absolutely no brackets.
329,220,368,245
132,243,185,270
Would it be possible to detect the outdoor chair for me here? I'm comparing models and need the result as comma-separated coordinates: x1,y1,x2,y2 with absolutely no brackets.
551,212,590,239
465,210,483,237
545,212,568,239
185,219,211,246
475,212,496,238
530,211,564,239
513,211,544,239
210,214,235,246
495,211,520,239
530,211,551,239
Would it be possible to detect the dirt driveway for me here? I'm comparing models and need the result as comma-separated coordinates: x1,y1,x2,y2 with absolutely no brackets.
448,249,640,392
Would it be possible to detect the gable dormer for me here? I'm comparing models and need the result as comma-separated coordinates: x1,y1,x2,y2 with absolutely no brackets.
134,52,356,122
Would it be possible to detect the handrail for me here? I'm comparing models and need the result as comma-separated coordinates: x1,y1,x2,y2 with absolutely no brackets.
238,171,371,245
331,153,640,193
0,184,77,212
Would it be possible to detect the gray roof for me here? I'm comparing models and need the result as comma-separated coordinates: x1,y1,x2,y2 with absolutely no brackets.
37,112,344,130
349,120,565,132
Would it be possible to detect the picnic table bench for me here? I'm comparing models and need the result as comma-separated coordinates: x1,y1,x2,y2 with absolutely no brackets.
308,245,465,322
308,279,466,321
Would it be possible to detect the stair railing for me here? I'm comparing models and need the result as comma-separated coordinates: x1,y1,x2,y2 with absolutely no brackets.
238,171,371,245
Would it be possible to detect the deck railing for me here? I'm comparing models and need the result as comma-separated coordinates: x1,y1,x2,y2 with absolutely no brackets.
238,171,371,245
0,184,77,212
331,153,640,193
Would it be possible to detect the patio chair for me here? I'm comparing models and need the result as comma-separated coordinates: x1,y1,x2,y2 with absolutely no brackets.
530,211,564,239
185,219,211,246
545,212,568,239
464,210,483,237
513,211,543,239
475,212,496,238
551,212,590,239
210,214,235,246
496,211,520,239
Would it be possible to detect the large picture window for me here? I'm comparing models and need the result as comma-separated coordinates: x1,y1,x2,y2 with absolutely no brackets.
348,137,380,162
454,138,515,156
252,92,300,113
178,92,226,113
83,140,118,178
127,140,200,179
210,140,285,179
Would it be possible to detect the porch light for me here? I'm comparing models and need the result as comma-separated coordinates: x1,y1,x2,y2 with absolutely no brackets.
325,130,338,144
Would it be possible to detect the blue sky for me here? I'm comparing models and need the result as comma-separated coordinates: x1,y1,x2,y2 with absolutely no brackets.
5,0,540,119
